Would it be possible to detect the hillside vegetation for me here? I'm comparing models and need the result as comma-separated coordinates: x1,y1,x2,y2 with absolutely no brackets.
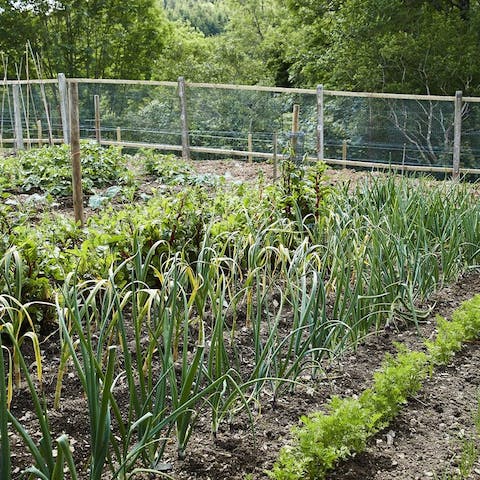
1,0,479,94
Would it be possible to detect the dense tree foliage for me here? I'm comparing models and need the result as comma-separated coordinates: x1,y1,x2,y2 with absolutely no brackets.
162,0,228,36
209,0,288,85
283,0,480,94
1,0,479,93
0,0,170,79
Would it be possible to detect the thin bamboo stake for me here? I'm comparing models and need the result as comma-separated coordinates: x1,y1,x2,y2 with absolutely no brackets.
24,45,31,149
15,63,31,149
27,47,40,136
20,87,31,149
69,82,84,226
27,45,53,145
58,73,69,143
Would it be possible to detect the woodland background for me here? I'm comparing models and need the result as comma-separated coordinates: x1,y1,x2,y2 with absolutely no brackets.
1,0,478,94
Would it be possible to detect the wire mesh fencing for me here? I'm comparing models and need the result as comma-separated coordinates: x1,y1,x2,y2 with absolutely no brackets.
1,76,479,174
0,80,62,148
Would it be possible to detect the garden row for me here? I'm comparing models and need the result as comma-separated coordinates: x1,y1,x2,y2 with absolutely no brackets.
0,145,479,478
269,294,480,479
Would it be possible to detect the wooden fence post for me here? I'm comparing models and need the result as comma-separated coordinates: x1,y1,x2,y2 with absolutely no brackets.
453,90,462,180
69,81,84,226
291,104,300,160
178,76,190,161
272,132,278,182
12,84,24,151
94,94,101,144
116,126,122,152
58,73,70,143
342,140,348,168
37,120,43,147
317,84,324,161
248,132,253,164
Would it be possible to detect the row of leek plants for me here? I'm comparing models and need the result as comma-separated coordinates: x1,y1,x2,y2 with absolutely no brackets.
0,233,399,477
2,173,479,334
1,250,254,479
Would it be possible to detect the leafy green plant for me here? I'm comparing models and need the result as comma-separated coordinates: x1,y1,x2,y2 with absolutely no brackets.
274,159,331,221
142,150,193,181
364,346,429,421
141,149,224,186
88,185,123,210
426,295,480,364
0,142,133,196
268,346,429,480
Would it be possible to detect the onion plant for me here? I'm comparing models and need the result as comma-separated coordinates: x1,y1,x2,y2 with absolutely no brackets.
0,333,11,479
53,244,250,477
56,277,119,480
0,321,78,480
0,248,43,386
0,294,42,388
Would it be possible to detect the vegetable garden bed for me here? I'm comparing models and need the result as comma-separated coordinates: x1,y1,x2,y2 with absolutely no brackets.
1,145,480,479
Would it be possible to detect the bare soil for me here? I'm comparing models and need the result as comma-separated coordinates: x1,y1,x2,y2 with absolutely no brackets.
7,160,480,479
189,158,384,185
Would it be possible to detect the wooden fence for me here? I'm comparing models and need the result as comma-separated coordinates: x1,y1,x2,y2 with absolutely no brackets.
2,75,480,177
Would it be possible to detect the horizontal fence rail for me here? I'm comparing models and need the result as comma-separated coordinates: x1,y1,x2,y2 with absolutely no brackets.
1,75,480,176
